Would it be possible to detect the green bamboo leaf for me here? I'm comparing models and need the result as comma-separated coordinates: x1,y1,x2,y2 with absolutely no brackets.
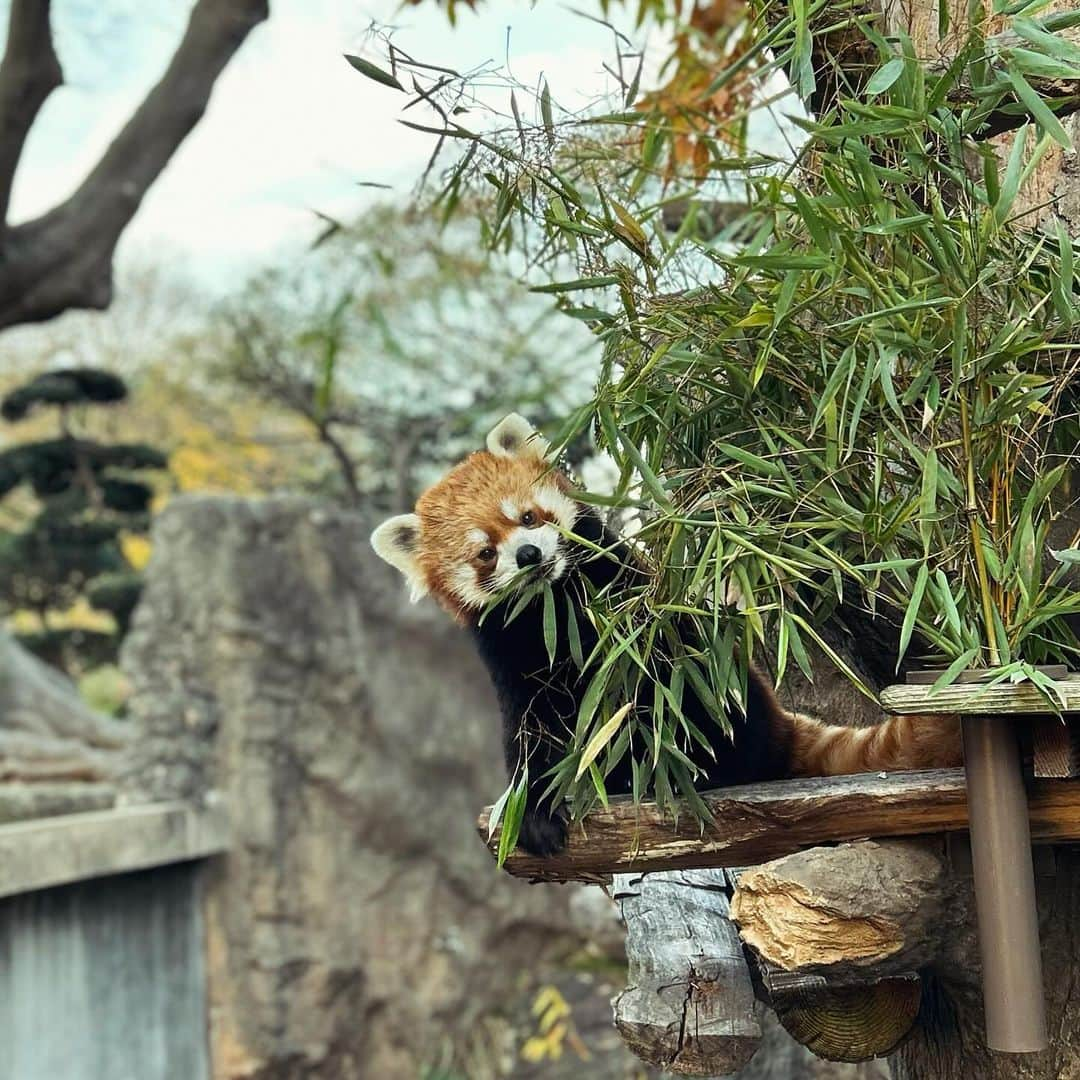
540,80,555,146
919,447,938,553
1005,66,1071,146
935,569,964,642
566,599,584,669
930,646,981,692
897,562,929,669
1012,16,1080,66
542,581,558,667
344,54,404,91
530,275,620,293
496,773,529,868
995,121,1031,224
866,56,906,96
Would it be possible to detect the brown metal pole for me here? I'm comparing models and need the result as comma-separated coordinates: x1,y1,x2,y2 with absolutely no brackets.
961,715,1048,1053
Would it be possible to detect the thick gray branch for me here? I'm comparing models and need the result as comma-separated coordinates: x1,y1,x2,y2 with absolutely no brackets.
0,0,269,331
0,0,62,230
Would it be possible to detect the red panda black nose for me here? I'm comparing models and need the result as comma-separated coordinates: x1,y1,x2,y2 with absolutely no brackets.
516,544,542,569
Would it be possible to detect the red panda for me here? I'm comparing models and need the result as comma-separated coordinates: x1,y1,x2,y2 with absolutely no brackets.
371,413,962,856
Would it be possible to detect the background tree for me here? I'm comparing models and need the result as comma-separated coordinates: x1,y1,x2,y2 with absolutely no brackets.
0,0,269,335
215,204,600,510
0,367,166,672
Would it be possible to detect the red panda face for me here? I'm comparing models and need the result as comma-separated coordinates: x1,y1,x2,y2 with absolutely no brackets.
371,414,580,622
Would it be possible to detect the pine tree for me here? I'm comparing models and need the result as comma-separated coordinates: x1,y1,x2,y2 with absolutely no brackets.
0,368,166,672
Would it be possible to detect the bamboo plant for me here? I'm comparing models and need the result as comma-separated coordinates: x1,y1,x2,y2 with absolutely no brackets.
362,0,1080,827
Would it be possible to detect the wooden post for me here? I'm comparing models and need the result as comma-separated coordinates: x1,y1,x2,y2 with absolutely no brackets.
879,675,1078,1055
612,870,761,1075
961,716,1048,1052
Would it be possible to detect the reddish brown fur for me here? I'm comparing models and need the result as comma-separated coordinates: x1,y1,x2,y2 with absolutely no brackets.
414,450,570,623
782,709,963,776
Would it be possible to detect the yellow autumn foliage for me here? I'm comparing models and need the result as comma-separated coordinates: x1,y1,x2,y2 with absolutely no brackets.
1,362,320,633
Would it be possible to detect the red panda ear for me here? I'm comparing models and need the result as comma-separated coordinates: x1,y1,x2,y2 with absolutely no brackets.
486,413,549,462
370,514,428,602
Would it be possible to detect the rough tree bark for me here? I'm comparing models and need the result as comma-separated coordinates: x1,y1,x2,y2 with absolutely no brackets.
727,838,1080,1079
613,869,761,1075
0,0,269,332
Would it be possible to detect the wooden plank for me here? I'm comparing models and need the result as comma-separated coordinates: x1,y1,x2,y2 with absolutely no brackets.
478,769,1080,884
880,675,1080,715
904,665,1069,686
1032,717,1080,779
0,801,230,899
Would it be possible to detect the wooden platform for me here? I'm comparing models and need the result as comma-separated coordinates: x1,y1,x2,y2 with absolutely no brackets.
478,768,1080,884
881,674,1080,714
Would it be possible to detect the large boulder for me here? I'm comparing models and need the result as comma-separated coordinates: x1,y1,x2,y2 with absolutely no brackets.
120,496,648,1080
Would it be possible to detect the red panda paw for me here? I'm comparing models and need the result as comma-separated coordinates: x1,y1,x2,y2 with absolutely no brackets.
517,807,568,857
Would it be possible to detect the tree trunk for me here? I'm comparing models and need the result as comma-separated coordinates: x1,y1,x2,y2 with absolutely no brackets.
613,869,761,1075
0,0,269,331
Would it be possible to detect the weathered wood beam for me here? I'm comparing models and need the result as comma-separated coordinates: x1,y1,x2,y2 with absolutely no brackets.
478,768,1080,883
612,869,761,1076
881,675,1080,714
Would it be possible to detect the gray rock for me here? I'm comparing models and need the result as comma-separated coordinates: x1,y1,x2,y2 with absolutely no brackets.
121,495,653,1080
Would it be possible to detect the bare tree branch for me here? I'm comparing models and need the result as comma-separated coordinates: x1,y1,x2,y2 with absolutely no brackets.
0,0,62,231
0,0,269,332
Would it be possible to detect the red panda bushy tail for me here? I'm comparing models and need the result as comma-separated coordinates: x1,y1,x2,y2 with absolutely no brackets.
785,710,963,778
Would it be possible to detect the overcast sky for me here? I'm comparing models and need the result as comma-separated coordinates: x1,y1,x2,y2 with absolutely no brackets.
5,0,635,284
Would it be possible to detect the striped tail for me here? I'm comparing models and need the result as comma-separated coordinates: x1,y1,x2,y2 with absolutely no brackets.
787,711,963,778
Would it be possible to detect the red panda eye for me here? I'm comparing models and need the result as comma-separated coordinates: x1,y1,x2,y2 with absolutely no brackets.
478,547,497,563
521,510,537,527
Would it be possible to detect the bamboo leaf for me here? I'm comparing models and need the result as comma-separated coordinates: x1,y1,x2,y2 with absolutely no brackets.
866,56,906,96
344,54,404,91
576,702,634,780
897,562,929,669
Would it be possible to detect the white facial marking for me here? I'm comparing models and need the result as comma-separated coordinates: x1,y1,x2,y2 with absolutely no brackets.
500,498,520,522
533,486,578,531
488,523,563,592
466,528,489,546
448,563,490,610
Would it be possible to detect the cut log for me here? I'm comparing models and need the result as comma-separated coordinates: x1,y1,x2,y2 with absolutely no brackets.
769,977,922,1063
479,769,1080,883
612,869,761,1076
730,840,950,979
730,841,953,1063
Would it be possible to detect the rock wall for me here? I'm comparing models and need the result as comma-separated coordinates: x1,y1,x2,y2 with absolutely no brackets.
121,496,651,1080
